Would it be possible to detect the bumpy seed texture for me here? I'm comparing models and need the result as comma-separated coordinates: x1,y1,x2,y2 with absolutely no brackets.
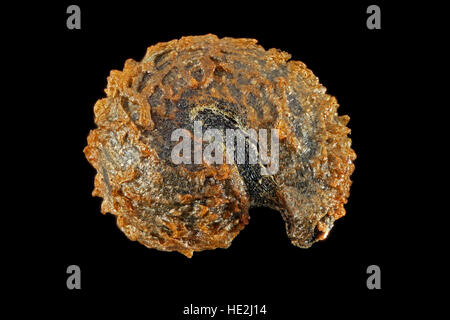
84,34,356,257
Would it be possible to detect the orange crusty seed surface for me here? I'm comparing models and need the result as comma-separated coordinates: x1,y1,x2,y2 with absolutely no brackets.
84,34,356,257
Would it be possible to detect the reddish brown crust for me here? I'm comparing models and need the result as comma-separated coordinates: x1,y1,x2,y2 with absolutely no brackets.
84,34,356,257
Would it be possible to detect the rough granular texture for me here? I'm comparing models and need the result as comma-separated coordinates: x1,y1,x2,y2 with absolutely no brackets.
84,34,356,257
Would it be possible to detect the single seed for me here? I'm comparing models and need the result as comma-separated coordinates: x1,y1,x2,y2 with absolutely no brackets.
84,34,356,258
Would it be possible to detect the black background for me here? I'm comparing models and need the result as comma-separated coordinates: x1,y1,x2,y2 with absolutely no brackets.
21,0,417,317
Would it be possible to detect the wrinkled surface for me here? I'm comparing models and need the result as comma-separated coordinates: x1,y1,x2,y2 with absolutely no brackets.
84,34,356,257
